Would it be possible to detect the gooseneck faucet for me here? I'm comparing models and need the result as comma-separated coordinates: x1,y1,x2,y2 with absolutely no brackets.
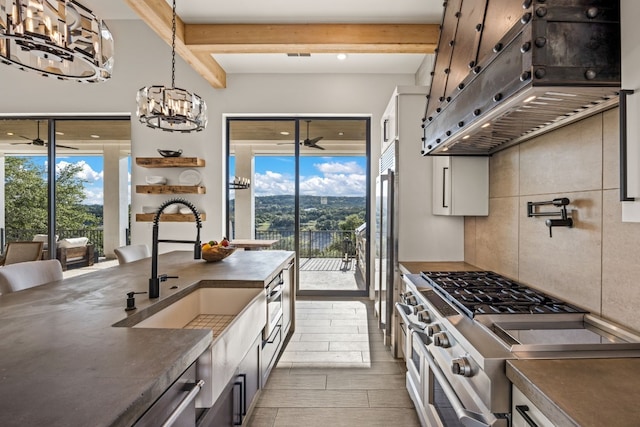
149,198,202,298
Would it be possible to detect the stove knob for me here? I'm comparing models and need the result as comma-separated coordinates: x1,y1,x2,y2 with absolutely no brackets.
451,357,473,377
412,304,425,314
405,294,418,305
426,324,441,336
433,332,451,348
417,310,431,323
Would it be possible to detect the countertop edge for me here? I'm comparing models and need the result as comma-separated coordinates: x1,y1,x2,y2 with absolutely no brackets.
506,361,580,427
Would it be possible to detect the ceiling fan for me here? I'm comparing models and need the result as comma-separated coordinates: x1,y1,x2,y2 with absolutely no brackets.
277,120,325,150
11,121,78,150
302,120,324,150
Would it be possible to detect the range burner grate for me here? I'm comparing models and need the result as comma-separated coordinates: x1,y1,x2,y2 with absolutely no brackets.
420,271,587,318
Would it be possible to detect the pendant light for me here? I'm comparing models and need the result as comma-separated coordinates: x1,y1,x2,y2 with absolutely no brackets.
136,0,207,133
0,0,114,82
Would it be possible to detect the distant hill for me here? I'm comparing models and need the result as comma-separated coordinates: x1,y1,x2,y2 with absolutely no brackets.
230,195,366,231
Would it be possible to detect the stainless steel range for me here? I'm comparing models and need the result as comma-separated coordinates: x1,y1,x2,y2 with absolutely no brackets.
396,271,640,427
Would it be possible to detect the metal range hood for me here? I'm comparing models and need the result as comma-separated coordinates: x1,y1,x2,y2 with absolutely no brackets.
421,0,621,156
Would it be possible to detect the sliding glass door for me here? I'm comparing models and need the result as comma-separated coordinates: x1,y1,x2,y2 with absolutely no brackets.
226,116,370,297
0,116,130,263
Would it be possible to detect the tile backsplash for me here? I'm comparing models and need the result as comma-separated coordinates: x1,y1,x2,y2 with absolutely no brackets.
464,107,640,333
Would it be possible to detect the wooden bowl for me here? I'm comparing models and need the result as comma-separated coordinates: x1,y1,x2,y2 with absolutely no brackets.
201,246,236,262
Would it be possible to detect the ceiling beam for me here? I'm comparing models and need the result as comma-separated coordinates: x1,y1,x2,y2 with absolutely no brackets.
123,1,439,89
123,0,227,88
185,24,439,54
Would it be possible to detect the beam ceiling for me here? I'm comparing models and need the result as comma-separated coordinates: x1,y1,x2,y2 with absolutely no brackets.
123,0,439,89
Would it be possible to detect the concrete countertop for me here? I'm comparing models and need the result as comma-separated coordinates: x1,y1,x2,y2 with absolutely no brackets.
0,250,294,427
399,261,481,274
507,358,640,427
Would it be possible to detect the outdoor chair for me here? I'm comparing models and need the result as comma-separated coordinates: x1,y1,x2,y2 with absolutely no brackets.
114,244,151,265
42,237,95,271
0,259,63,295
0,241,44,266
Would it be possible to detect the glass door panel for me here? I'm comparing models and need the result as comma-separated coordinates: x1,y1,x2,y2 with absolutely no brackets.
226,117,370,297
295,118,368,295
1,119,51,253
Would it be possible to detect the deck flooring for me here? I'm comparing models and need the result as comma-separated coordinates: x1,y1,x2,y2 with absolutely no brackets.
299,257,355,272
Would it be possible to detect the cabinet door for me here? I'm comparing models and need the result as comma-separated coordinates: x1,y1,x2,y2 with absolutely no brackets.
432,156,452,215
238,335,261,420
381,95,398,154
432,156,488,216
511,386,555,427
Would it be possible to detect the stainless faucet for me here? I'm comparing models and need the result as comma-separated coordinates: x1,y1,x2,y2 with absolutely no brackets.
149,198,202,298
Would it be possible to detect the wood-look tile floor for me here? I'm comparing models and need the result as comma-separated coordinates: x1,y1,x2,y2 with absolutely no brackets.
247,298,420,427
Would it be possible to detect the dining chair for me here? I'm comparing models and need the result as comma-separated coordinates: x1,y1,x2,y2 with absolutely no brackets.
0,259,63,295
114,244,151,265
0,241,44,266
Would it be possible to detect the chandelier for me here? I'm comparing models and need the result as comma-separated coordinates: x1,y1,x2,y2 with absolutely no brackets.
136,0,207,133
0,0,114,82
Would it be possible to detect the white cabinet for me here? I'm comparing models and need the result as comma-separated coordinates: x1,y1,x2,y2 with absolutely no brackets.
380,86,427,155
432,156,488,216
511,386,555,427
621,0,640,221
381,95,398,153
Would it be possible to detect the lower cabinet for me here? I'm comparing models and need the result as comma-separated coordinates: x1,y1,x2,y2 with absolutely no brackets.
198,334,261,427
261,316,283,386
511,386,554,427
135,362,199,427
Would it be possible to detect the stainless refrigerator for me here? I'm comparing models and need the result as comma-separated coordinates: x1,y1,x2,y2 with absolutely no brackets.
375,169,394,345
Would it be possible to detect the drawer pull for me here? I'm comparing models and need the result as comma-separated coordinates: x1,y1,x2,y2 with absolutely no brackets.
515,405,539,427
161,380,204,427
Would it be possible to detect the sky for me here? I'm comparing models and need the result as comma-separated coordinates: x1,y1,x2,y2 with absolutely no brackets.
14,154,366,205
232,155,367,197
20,155,126,205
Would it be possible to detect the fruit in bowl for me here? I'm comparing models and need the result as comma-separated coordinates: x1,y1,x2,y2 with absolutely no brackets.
201,238,235,262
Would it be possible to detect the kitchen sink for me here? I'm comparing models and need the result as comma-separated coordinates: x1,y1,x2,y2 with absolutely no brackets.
133,287,267,407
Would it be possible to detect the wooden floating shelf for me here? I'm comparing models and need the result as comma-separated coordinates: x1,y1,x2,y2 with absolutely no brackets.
136,185,206,194
136,157,205,168
136,213,207,222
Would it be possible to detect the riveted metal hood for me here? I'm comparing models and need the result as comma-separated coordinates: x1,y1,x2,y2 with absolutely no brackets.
422,0,620,156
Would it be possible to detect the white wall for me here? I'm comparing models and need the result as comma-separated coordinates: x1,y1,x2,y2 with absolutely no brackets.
0,20,415,253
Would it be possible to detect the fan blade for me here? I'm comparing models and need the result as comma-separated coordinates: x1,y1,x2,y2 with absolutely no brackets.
309,136,323,144
55,144,79,150
10,142,33,145
311,144,325,150
18,135,33,140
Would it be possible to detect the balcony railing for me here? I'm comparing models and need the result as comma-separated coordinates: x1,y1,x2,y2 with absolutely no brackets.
3,228,356,260
4,228,105,257
255,229,356,258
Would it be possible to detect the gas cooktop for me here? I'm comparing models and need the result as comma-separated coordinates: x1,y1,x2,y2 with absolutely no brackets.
419,271,587,318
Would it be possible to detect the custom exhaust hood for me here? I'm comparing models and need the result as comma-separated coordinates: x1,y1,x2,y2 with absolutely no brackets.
421,0,621,156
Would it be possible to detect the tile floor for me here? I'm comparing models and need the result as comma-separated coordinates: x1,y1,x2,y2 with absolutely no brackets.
247,298,420,427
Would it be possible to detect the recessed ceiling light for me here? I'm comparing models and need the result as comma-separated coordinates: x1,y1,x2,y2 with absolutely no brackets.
337,53,347,61
280,131,290,136
6,132,14,136
90,134,100,139
56,131,64,135
338,132,344,136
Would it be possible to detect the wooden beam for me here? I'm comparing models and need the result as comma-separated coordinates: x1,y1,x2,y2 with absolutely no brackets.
123,0,227,88
185,24,439,54
123,0,438,88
